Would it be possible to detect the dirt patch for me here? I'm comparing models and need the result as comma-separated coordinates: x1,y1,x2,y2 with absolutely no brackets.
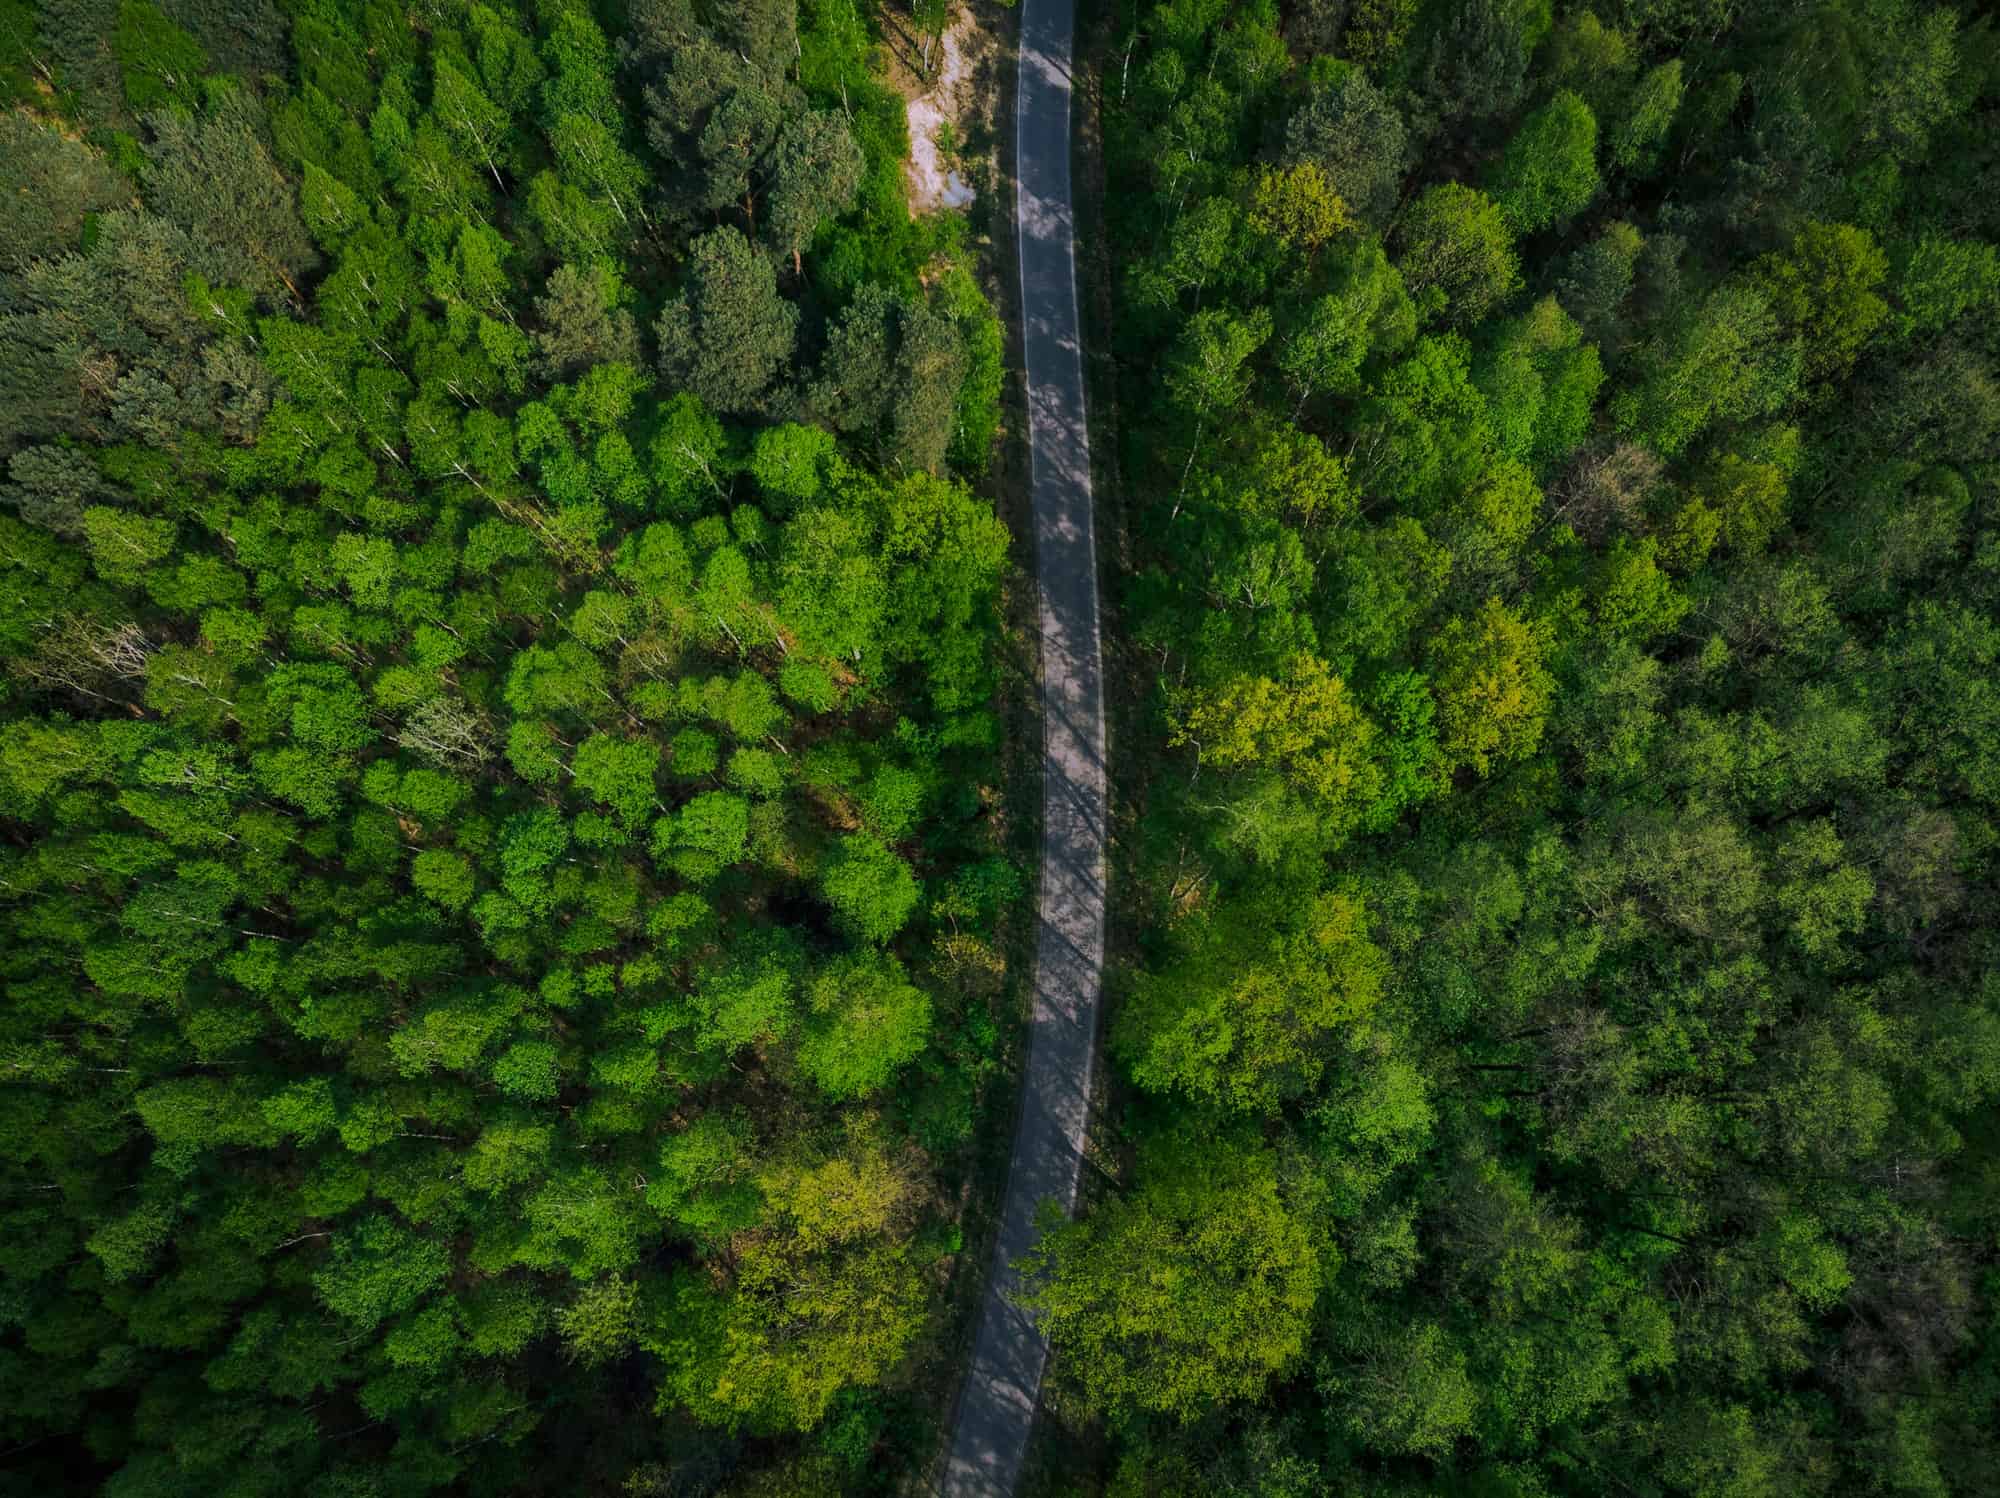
899,5,980,213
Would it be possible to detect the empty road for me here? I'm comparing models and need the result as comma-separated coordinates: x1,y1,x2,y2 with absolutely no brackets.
938,0,1106,1492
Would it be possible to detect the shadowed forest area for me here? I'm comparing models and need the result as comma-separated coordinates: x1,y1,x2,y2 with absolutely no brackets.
1021,0,2000,1494
0,0,1021,1491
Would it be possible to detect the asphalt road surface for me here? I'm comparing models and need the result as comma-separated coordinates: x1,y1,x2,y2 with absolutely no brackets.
938,0,1107,1491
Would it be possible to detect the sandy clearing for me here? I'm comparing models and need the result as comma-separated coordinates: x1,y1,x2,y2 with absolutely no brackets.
905,5,977,213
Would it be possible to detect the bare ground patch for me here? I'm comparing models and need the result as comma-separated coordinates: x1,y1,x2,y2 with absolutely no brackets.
879,3,1008,216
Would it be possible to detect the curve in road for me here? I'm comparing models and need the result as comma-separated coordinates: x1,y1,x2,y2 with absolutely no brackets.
939,0,1106,1492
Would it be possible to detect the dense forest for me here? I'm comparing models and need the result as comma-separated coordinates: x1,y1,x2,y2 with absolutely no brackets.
11,0,2000,1492
0,0,1019,1491
1023,0,2000,1494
